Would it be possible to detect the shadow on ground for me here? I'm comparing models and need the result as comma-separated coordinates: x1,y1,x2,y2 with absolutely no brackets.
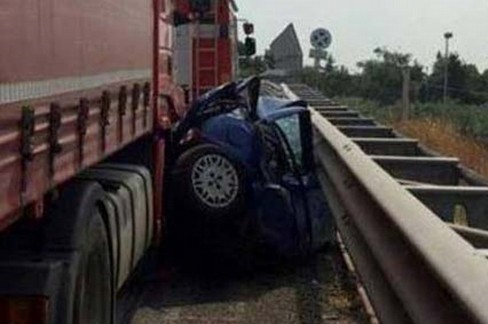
117,245,367,324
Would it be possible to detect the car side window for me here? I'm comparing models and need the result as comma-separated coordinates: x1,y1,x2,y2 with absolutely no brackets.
275,114,303,171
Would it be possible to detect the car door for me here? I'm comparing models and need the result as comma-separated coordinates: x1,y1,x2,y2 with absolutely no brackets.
272,108,334,252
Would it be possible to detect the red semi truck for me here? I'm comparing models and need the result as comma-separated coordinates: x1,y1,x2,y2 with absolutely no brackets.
0,0,243,323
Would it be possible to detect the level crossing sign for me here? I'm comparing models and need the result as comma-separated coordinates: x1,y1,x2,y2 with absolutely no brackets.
310,28,332,50
310,28,332,69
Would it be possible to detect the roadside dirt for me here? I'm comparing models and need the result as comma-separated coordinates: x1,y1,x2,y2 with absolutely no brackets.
117,247,367,324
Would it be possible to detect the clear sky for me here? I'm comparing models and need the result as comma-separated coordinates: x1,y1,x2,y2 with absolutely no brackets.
237,0,488,73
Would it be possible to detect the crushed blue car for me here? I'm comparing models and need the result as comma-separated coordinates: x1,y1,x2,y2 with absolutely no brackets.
168,77,331,259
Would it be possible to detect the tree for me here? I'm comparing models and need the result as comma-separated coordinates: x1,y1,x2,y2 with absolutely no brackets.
479,70,488,101
239,55,267,77
425,52,488,104
299,64,359,98
294,46,488,106
325,55,335,73
298,51,360,97
356,47,424,105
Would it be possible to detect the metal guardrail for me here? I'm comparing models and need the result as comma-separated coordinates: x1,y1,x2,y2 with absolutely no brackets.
280,83,488,324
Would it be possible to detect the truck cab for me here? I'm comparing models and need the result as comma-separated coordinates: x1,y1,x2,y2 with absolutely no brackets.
173,0,240,100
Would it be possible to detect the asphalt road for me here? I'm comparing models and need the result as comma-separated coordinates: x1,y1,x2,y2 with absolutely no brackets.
117,247,367,324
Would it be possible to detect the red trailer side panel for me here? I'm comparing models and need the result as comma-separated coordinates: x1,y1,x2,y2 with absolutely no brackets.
0,0,166,230
0,0,152,83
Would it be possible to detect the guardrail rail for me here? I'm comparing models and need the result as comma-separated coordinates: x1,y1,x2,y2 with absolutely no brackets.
266,82,488,324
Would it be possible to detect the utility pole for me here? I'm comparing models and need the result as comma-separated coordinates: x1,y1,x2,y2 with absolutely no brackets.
443,32,453,104
402,67,411,122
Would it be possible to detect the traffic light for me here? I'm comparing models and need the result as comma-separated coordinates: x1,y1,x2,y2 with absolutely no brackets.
243,23,254,35
244,37,256,56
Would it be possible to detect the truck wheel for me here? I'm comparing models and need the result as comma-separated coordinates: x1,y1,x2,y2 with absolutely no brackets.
72,210,111,324
173,144,247,222
43,180,114,324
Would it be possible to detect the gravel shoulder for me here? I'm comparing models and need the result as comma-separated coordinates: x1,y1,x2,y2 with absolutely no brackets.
117,247,367,324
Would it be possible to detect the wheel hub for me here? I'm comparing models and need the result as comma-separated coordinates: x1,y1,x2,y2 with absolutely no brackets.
191,154,239,208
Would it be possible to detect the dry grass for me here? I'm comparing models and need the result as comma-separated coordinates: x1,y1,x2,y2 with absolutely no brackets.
392,118,488,178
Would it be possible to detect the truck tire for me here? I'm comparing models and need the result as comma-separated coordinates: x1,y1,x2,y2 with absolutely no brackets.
43,180,114,324
72,210,111,324
173,144,247,222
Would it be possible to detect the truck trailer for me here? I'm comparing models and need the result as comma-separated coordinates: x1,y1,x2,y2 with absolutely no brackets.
0,0,240,323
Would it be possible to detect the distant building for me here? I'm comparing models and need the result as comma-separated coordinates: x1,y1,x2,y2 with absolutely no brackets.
268,23,303,72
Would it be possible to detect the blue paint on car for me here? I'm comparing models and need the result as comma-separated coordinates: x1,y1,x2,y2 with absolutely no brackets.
172,77,332,258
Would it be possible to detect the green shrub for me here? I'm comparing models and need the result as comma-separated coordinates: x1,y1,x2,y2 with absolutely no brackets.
337,98,488,139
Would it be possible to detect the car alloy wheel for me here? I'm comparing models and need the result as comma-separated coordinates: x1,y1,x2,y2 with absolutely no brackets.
191,154,239,208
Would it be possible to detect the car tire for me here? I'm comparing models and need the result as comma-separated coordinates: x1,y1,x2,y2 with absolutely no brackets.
172,143,247,224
